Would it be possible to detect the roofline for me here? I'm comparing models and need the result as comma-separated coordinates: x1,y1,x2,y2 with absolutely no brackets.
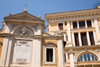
45,8,100,22
45,8,98,15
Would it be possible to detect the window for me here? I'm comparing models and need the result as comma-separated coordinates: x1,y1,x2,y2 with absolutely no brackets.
89,32,95,45
78,53,97,62
73,22,77,29
58,23,64,30
81,33,88,46
44,42,56,64
74,33,79,46
87,20,92,27
79,21,85,28
46,49,53,62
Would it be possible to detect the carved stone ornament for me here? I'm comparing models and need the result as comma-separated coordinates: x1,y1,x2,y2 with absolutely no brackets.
16,58,27,64
21,27,27,35
16,41,30,46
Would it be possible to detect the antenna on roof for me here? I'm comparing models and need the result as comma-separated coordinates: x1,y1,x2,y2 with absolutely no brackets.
93,1,100,8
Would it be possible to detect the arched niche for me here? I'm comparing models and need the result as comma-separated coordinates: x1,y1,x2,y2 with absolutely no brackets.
13,26,34,36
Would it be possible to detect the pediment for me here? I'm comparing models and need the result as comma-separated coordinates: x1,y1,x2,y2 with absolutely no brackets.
4,12,44,22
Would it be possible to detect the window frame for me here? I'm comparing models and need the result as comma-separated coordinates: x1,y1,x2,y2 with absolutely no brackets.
44,43,56,64
77,53,98,62
57,22,65,30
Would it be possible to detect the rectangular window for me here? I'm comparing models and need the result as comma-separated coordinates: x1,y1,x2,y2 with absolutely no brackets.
58,23,63,30
73,22,77,29
46,49,53,62
81,32,88,46
87,20,92,27
74,33,79,46
89,32,95,45
79,21,85,28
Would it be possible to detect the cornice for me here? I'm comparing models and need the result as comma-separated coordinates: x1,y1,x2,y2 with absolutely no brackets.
43,35,63,40
64,45,100,50
0,33,11,37
45,8,100,17
5,19,44,24
50,30,67,33
47,15,100,23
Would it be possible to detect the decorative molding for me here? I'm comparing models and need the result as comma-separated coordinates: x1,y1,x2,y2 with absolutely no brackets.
44,42,57,47
65,45,100,50
46,8,100,22
16,41,30,46
16,58,27,64
0,33,11,37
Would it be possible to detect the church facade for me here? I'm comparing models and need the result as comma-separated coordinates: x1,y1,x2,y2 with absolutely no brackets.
0,5,100,67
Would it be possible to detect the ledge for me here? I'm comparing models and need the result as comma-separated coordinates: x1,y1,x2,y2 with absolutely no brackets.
44,62,56,65
64,45,100,50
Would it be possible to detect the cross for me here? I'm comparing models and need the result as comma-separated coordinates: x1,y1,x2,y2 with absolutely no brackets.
24,4,28,9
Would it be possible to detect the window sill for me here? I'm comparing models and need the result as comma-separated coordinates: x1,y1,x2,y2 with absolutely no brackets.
44,62,56,65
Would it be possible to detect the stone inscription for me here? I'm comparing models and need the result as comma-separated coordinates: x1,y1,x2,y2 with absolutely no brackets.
13,40,32,64
16,58,27,64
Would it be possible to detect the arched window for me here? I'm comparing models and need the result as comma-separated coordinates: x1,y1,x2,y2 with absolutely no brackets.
78,53,97,62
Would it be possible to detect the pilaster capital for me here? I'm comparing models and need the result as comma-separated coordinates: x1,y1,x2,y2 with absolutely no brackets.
68,49,74,54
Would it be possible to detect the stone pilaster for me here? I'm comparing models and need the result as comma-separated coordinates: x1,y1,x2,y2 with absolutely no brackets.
69,49,75,67
94,18,100,44
67,21,72,46
57,37,65,67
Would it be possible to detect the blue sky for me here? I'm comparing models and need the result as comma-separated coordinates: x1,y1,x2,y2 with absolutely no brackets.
0,0,100,29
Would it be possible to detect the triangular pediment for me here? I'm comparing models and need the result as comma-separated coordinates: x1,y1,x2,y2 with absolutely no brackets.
4,12,44,22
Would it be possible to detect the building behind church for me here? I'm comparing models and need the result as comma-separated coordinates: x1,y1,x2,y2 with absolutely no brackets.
0,3,100,67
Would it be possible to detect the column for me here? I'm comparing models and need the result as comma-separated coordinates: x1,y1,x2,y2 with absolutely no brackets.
85,20,87,28
91,19,94,27
32,39,37,66
71,21,73,29
63,33,66,41
77,20,79,29
32,38,42,67
78,32,82,46
0,37,9,66
69,50,74,67
86,31,91,45
0,23,11,66
5,37,13,66
58,38,65,67
94,18,100,44
72,32,75,46
67,21,72,46
93,31,97,45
